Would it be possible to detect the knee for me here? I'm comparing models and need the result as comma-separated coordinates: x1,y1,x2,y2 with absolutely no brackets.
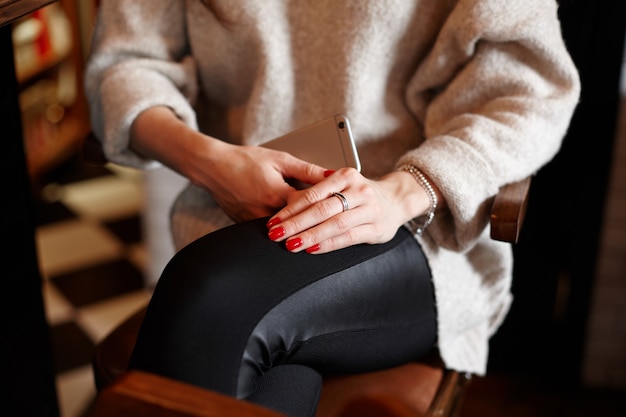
156,216,286,306
151,239,241,317
148,218,280,328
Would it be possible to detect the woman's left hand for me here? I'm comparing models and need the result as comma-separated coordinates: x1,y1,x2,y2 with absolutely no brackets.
266,167,432,254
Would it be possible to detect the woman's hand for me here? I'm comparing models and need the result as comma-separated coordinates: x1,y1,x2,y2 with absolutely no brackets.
266,167,440,254
129,106,328,222
194,142,327,222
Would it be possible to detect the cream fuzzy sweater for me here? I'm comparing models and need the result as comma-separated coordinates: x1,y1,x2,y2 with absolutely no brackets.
85,0,580,375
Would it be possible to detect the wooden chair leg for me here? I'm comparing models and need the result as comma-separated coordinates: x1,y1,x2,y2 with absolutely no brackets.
427,371,472,417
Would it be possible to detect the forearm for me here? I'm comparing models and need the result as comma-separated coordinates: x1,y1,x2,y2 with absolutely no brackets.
130,106,329,223
129,106,228,184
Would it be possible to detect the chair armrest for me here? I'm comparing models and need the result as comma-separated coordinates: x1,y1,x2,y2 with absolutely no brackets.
490,177,532,244
92,370,287,417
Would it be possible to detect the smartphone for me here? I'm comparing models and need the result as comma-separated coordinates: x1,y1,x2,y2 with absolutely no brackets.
261,114,361,172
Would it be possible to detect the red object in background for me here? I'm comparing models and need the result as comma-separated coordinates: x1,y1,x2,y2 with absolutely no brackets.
32,9,51,58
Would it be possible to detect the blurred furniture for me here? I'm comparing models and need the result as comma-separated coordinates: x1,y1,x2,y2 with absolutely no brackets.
1,2,61,416
9,0,95,183
90,176,531,417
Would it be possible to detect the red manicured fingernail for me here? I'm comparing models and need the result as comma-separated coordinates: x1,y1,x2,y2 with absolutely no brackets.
324,170,336,177
268,226,286,241
306,244,321,254
266,217,281,228
286,237,303,251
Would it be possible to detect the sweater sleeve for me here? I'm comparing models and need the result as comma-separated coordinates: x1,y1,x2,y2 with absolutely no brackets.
84,0,199,169
398,0,580,251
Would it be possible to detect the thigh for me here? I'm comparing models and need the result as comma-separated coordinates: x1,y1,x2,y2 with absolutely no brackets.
130,217,436,398
240,224,437,396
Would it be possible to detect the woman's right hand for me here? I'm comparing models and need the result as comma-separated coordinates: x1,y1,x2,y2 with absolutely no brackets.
130,106,328,222
191,140,328,222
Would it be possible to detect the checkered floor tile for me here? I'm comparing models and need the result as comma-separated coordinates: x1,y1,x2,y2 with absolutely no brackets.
33,155,152,417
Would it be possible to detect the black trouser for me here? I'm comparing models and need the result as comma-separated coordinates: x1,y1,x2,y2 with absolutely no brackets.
129,217,437,417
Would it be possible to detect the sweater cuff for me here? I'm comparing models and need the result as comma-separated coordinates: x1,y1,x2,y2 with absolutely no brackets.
397,135,499,251
93,59,199,169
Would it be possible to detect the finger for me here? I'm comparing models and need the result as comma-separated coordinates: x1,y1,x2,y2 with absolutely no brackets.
305,216,399,254
280,157,328,187
269,189,361,242
290,210,374,254
269,168,357,224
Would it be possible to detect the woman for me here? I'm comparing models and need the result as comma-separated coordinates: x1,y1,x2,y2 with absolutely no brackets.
85,1,580,416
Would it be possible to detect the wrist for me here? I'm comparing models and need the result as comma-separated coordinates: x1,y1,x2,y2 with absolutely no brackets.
396,164,439,235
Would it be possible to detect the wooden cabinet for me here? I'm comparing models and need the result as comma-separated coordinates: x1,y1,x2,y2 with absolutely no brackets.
11,0,96,182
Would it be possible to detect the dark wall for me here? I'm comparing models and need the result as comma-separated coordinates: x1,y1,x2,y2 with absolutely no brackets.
0,24,60,417
489,0,626,387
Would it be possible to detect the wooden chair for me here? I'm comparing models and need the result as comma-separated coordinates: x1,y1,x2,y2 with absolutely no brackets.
87,151,531,417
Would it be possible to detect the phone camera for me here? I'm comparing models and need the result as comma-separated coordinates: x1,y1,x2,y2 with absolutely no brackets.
338,121,346,129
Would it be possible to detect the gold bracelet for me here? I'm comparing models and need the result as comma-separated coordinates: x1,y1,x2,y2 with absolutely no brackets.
397,164,438,235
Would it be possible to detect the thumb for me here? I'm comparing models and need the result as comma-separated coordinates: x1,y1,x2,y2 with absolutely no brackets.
282,159,328,186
